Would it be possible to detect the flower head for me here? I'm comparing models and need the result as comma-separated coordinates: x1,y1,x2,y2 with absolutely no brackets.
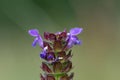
29,28,83,59
28,27,83,80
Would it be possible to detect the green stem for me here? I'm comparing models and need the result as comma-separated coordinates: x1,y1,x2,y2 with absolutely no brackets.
57,75,58,80
54,73,65,80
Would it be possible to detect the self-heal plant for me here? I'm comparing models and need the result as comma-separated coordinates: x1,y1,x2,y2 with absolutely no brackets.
28,27,83,80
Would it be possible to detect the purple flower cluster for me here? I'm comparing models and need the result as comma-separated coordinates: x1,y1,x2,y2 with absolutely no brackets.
28,28,83,60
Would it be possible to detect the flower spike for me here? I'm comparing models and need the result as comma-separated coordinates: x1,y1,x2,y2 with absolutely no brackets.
28,27,83,80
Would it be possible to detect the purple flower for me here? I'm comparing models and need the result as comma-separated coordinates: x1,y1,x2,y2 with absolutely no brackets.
40,46,48,59
40,46,55,61
28,29,43,48
67,27,83,48
47,54,54,60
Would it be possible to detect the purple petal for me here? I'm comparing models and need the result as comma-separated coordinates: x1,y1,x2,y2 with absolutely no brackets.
32,37,38,47
47,55,54,60
74,40,82,45
40,46,48,58
67,39,74,48
67,36,81,48
28,29,39,37
38,35,43,48
71,36,78,41
70,27,83,35
71,36,81,45
40,51,46,59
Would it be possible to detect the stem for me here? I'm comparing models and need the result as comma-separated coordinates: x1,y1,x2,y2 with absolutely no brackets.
57,76,59,80
54,73,65,80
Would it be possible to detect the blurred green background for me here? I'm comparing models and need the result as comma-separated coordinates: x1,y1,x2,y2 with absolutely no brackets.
0,0,120,80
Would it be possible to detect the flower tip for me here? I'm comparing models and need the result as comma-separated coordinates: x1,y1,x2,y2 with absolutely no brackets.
70,27,83,35
75,40,82,45
79,27,83,31
32,44,36,48
28,29,39,36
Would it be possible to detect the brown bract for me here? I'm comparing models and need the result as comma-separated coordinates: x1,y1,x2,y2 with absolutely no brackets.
44,31,67,41
46,75,55,80
53,40,62,52
53,62,62,73
41,62,52,73
60,76,69,80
